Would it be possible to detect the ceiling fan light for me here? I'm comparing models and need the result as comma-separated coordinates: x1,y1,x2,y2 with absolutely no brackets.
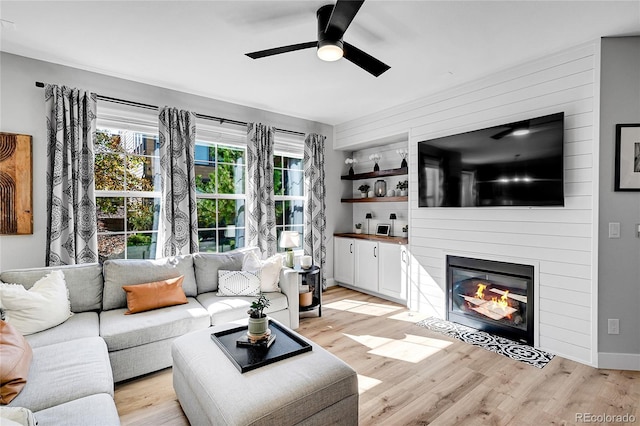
317,43,343,62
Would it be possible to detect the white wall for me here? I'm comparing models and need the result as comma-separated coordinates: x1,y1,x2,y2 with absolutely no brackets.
598,37,640,370
335,42,600,366
0,53,346,278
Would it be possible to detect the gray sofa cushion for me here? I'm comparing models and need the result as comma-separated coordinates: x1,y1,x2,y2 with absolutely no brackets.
193,246,260,294
25,312,99,348
8,337,113,412
196,291,288,326
102,255,197,310
99,297,210,351
34,393,120,426
0,264,103,313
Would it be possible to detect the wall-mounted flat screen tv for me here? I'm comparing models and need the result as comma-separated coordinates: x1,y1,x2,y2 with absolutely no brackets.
418,112,564,207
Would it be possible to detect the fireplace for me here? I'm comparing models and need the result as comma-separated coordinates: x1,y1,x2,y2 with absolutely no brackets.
447,256,534,345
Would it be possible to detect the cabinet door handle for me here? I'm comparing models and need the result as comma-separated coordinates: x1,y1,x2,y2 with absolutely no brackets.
374,246,377,258
401,250,406,263
350,243,353,254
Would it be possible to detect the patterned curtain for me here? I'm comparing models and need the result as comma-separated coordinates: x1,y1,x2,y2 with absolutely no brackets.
45,85,98,266
246,123,276,257
157,107,198,257
303,133,327,288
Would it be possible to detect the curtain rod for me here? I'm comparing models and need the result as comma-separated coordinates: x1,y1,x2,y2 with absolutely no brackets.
35,81,306,137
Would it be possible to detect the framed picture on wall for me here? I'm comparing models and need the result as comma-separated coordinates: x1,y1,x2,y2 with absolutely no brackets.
615,123,640,191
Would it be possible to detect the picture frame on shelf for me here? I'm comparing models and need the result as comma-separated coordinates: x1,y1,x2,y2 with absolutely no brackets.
375,223,391,236
614,123,640,191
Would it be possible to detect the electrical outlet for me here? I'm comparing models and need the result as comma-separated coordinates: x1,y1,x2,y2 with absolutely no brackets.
609,222,621,239
608,319,620,335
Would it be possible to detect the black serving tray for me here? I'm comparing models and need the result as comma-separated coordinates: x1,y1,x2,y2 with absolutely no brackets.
210,320,312,373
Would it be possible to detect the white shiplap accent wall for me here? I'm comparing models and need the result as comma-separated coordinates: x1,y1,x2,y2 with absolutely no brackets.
334,42,599,366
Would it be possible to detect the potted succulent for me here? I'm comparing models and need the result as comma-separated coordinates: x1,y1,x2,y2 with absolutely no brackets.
354,223,363,234
397,180,408,196
358,184,370,198
402,224,408,238
247,293,270,339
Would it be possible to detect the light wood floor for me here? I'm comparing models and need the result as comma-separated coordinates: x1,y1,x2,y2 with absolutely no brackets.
115,287,639,425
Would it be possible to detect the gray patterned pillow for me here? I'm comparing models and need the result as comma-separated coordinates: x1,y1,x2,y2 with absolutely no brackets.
217,271,261,297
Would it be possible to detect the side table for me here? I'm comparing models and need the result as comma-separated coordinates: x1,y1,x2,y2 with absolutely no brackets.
295,265,321,317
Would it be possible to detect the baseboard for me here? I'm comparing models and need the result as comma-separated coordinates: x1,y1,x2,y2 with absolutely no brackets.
326,278,337,288
598,352,640,371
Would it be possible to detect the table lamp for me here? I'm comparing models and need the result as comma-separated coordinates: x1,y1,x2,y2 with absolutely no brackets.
365,213,373,234
279,231,300,268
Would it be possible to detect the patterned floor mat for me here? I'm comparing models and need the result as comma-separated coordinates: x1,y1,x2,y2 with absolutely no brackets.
415,317,555,368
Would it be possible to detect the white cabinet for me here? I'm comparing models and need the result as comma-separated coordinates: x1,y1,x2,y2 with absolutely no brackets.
378,244,408,301
334,237,355,285
334,236,407,303
354,240,379,292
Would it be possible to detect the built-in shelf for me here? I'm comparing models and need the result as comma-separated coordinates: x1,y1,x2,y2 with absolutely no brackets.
341,196,408,203
341,167,408,181
334,233,408,245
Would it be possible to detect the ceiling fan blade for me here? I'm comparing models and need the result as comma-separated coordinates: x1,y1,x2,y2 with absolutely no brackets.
325,0,365,40
343,42,390,77
246,41,316,59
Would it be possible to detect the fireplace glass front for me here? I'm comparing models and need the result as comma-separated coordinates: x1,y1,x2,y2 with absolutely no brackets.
447,256,534,345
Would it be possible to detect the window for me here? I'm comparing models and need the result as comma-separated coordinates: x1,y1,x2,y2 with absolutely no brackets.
94,106,305,259
195,141,246,253
95,128,161,262
274,153,304,250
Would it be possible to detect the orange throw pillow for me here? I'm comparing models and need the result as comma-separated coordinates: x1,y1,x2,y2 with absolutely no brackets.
0,320,33,404
122,276,187,315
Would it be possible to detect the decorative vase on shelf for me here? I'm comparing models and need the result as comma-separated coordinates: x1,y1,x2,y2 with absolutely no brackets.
401,158,408,168
374,162,380,172
361,192,367,198
367,190,374,198
349,166,354,176
355,228,362,234
400,190,408,197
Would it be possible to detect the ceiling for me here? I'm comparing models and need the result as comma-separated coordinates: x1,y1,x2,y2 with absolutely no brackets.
1,1,638,126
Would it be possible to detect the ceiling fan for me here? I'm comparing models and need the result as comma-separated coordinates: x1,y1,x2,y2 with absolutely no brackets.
245,0,390,77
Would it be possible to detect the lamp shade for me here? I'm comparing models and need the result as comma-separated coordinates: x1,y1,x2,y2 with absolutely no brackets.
389,213,397,220
365,213,373,219
279,231,300,249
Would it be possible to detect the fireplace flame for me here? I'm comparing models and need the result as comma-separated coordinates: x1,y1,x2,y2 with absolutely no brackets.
475,284,487,299
466,284,515,320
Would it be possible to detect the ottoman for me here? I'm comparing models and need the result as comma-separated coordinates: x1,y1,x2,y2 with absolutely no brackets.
172,322,359,426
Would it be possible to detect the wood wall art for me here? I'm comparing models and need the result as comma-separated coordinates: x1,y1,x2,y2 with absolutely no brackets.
0,133,33,234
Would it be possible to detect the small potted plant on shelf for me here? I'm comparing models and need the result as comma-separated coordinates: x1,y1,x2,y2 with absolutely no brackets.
397,180,408,196
358,184,370,198
247,293,270,340
354,223,363,234
402,224,408,238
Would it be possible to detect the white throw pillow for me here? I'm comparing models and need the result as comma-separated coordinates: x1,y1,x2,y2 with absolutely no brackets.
217,270,261,297
0,271,72,335
242,252,283,293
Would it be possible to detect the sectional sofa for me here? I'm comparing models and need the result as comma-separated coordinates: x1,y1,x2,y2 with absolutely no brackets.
0,247,299,425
